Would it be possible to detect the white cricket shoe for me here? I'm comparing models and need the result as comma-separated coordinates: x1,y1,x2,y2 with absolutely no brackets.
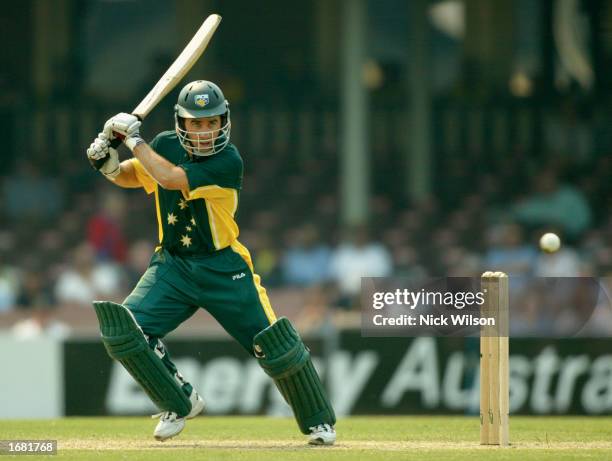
308,424,336,445
153,411,185,441
152,390,205,441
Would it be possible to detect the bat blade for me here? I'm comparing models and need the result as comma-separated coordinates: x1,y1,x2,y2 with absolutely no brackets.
132,14,222,119
104,14,222,152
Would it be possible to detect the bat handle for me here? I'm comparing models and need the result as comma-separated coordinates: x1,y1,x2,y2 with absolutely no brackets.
110,134,124,149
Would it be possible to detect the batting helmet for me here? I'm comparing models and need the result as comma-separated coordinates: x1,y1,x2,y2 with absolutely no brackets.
174,80,231,156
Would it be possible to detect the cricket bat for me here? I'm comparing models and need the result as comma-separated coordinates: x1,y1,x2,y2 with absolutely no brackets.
106,14,222,151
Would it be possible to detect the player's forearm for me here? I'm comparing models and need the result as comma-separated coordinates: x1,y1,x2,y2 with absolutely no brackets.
132,143,188,190
106,112,188,190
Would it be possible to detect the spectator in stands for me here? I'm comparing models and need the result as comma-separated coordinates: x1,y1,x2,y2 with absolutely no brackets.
512,167,592,240
11,305,71,340
444,246,481,277
87,188,128,263
249,233,283,287
534,243,583,277
15,266,55,309
391,244,428,278
484,223,537,277
0,268,18,312
282,224,331,286
11,263,70,339
124,239,155,289
2,160,63,220
329,225,393,309
54,242,123,307
0,234,19,312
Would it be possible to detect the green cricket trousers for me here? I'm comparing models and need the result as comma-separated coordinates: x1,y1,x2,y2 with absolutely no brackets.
123,241,277,387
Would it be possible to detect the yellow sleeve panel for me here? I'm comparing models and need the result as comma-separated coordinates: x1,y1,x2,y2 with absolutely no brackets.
188,185,239,250
128,158,157,195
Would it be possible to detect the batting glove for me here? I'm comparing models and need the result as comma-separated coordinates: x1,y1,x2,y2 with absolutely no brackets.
105,112,144,151
87,132,120,179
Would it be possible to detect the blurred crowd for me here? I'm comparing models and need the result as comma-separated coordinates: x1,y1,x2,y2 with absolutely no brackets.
0,98,611,339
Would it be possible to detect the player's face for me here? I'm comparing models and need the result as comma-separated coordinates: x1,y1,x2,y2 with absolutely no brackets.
184,116,222,151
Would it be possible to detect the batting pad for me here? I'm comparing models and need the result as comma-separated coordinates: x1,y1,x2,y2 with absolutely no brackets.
254,317,336,434
92,301,192,417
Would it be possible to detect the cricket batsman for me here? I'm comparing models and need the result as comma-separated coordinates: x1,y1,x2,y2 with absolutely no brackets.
85,80,336,444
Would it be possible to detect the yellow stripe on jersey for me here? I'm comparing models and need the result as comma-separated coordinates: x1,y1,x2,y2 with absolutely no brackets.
205,200,220,249
231,240,277,324
186,185,239,250
153,184,163,248
128,158,157,194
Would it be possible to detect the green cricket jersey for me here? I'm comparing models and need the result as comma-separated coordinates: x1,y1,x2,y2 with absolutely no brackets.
128,131,243,255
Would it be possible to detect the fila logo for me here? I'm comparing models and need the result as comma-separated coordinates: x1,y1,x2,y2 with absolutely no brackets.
232,272,246,280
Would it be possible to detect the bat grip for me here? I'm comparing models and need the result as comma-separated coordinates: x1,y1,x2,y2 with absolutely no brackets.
109,114,141,148
110,135,124,149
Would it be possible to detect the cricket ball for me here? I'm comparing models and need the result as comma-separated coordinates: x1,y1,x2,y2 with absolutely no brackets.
539,232,561,253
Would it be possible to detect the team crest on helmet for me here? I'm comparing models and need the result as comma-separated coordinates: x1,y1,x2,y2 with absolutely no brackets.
194,94,209,107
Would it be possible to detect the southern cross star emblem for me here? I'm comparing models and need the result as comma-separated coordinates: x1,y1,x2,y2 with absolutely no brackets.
180,235,192,247
190,217,196,226
186,226,192,232
179,199,188,210
167,213,178,225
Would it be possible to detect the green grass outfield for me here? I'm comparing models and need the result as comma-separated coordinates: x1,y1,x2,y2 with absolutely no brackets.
1,416,612,460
